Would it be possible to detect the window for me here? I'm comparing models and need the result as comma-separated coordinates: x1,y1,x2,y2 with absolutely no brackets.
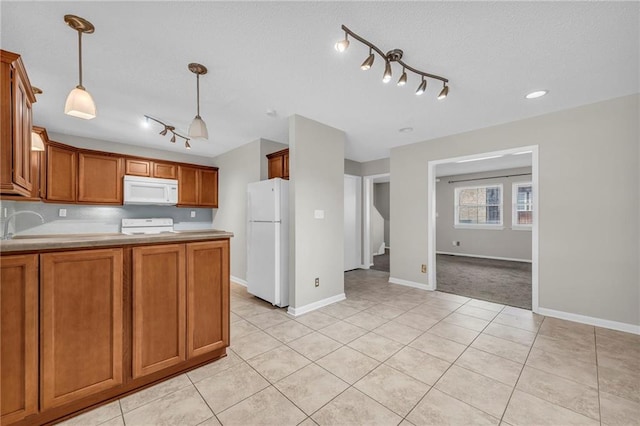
454,184,503,228
512,182,533,229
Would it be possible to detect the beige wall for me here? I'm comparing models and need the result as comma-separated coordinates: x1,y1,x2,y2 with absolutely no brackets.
436,167,532,261
344,159,362,176
211,140,261,280
289,115,346,308
362,158,390,176
374,182,390,246
391,94,639,327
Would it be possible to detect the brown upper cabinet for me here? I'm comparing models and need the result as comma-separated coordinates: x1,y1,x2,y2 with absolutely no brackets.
178,166,218,208
78,152,123,204
1,50,36,197
267,148,289,180
125,158,177,180
46,143,77,203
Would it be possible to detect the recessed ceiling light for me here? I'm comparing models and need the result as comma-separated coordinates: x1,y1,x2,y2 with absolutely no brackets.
525,90,548,99
266,109,277,117
456,155,503,163
399,127,413,133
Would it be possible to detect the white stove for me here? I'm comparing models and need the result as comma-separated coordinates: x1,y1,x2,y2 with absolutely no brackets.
121,218,174,235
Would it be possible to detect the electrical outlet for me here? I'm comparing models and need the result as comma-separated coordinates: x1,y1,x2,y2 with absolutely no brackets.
59,208,67,217
315,277,319,287
452,241,460,247
421,264,427,273
190,210,196,218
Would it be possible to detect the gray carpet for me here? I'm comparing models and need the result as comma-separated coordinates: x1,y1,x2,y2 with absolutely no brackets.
436,254,532,309
371,249,390,272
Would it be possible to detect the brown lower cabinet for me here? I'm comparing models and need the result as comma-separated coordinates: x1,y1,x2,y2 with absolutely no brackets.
132,244,186,378
40,249,124,410
0,254,38,424
0,238,230,425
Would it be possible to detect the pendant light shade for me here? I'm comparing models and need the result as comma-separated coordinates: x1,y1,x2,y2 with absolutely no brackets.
188,63,209,140
361,49,375,70
64,87,96,119
64,15,96,120
189,116,208,140
438,84,449,100
382,61,392,83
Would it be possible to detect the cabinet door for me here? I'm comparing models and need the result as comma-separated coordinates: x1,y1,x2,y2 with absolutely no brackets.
46,144,77,202
125,159,151,177
178,166,198,206
283,152,289,179
11,65,33,193
1,254,38,424
186,240,229,358
268,155,284,179
78,152,123,204
198,169,218,207
41,249,123,409
132,244,186,378
152,162,177,179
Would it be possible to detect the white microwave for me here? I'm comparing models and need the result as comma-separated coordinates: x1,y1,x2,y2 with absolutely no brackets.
123,175,178,205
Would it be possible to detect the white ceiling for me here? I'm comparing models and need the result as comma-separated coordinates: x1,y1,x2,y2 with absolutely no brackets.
2,2,638,162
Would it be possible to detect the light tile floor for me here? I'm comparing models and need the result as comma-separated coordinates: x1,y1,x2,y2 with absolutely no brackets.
62,269,640,426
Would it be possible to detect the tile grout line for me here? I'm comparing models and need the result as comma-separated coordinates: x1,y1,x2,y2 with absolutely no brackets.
187,369,224,426
497,313,545,424
398,298,504,423
594,328,603,426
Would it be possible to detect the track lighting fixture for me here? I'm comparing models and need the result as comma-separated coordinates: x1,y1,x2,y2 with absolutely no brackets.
144,115,191,149
382,61,392,83
335,25,450,99
397,69,407,87
188,63,209,140
361,49,374,70
416,78,427,96
64,15,97,119
437,83,449,100
334,31,349,52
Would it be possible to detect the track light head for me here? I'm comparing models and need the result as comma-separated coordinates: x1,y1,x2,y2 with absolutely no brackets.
361,51,375,71
382,61,392,83
334,32,349,52
159,127,168,136
185,140,191,150
397,69,407,87
415,79,427,96
438,84,449,100
170,134,176,143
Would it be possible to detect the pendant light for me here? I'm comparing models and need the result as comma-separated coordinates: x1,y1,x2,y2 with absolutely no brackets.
64,15,96,120
188,63,208,140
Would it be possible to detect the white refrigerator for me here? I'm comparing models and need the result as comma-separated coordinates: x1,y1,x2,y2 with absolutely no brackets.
247,178,289,307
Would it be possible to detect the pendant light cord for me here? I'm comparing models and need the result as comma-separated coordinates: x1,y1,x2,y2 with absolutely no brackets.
196,73,200,118
77,30,84,89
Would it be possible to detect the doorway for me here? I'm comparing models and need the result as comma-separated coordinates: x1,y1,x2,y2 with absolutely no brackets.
344,174,362,271
427,146,539,312
362,173,390,272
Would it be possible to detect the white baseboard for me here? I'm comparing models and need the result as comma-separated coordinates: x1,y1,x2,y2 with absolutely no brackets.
287,293,346,317
436,251,532,263
359,264,370,270
537,307,640,335
389,277,433,291
230,276,247,287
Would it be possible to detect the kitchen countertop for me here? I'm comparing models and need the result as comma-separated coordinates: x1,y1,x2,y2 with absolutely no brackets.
0,230,233,253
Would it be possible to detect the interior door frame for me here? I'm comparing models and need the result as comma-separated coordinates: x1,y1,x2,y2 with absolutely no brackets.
427,145,539,313
362,173,390,269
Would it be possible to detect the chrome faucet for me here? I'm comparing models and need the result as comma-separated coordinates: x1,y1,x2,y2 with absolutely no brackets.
2,211,45,240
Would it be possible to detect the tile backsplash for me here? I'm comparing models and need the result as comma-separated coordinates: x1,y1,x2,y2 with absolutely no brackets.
0,200,214,236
